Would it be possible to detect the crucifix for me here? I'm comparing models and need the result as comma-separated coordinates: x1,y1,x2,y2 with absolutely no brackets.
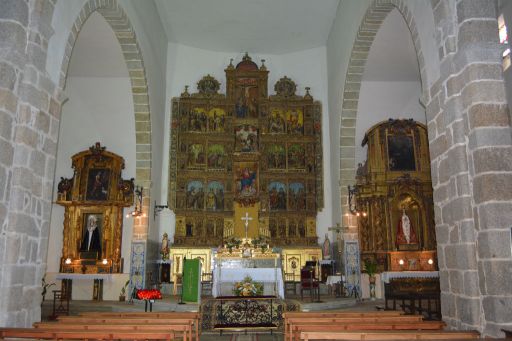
241,212,253,239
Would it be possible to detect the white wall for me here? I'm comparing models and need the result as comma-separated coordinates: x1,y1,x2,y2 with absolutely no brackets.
500,1,512,107
356,81,425,164
46,76,135,299
161,43,333,242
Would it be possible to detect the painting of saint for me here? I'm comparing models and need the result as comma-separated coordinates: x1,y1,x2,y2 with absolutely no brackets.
207,144,226,169
80,213,102,258
235,125,258,152
187,144,205,168
206,181,224,211
268,181,287,210
189,107,207,132
267,144,285,169
236,164,257,197
86,169,110,201
186,180,204,209
387,135,416,171
287,144,305,169
268,109,286,133
286,109,304,134
289,182,306,210
207,108,226,132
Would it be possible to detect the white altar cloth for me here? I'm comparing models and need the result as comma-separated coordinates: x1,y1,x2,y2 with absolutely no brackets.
380,271,439,283
213,267,284,298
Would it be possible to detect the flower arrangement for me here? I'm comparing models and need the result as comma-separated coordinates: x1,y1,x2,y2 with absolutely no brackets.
233,276,263,297
136,289,162,300
225,237,242,253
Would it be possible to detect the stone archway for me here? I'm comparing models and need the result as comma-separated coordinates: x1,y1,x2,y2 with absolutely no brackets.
339,0,429,235
57,0,152,240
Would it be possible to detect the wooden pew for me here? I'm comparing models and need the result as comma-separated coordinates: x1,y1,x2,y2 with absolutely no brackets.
0,327,175,340
34,323,188,341
55,317,195,341
283,311,404,318
77,312,201,340
290,321,446,341
285,314,424,341
299,330,480,340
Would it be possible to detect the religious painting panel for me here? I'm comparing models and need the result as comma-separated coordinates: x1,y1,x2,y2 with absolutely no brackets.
86,168,110,201
187,143,206,169
269,219,277,239
288,182,306,211
235,77,259,118
298,218,306,237
392,193,421,251
288,219,297,237
287,143,305,169
206,181,224,211
189,107,208,132
186,180,204,210
235,124,258,152
207,107,226,132
268,181,287,211
207,144,226,170
268,108,286,133
387,135,416,171
80,213,104,257
267,144,286,169
286,108,304,134
234,161,258,199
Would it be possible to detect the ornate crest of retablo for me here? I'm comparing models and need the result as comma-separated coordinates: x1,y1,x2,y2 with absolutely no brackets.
89,142,106,159
197,74,220,95
274,76,297,98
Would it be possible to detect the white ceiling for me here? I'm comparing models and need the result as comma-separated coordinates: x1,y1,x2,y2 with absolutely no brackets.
154,0,340,54
67,4,420,82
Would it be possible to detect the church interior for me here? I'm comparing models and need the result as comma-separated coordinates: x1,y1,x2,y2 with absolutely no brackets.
1,0,512,339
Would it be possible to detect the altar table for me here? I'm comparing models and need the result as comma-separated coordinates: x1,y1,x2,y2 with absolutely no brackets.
213,268,284,298
380,271,439,283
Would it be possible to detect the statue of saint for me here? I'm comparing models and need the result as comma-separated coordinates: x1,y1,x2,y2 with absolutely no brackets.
396,209,418,246
161,233,170,260
322,233,331,259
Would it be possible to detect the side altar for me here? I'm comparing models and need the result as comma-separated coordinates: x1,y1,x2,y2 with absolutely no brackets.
167,53,324,278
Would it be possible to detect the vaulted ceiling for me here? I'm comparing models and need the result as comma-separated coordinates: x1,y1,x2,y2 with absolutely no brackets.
68,1,420,82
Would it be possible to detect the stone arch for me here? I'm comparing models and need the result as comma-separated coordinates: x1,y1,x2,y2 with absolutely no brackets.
57,0,151,238
339,0,430,231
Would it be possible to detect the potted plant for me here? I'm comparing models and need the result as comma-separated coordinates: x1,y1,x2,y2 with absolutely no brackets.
119,280,130,301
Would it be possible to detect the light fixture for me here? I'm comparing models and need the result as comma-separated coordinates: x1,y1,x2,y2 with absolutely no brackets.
102,258,108,265
153,201,169,220
428,258,434,265
398,259,405,265
348,185,366,216
65,258,72,264
126,186,146,218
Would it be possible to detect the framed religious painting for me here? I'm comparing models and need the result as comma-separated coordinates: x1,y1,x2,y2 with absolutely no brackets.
79,212,104,259
86,168,110,201
387,134,416,171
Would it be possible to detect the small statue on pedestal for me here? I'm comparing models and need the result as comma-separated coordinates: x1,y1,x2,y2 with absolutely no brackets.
161,233,170,260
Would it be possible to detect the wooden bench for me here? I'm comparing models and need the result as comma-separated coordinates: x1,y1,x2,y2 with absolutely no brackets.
0,327,175,340
34,323,189,341
299,330,480,340
285,314,424,341
77,312,201,340
53,316,194,340
289,321,446,341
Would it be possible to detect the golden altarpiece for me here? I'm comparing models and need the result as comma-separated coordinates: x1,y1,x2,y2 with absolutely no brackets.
168,54,323,278
353,119,437,272
56,143,134,274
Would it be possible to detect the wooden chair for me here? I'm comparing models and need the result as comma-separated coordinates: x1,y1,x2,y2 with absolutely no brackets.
284,272,296,296
300,268,319,301
201,272,213,296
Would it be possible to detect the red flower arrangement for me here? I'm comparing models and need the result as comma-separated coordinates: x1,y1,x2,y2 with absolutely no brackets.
136,289,162,300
